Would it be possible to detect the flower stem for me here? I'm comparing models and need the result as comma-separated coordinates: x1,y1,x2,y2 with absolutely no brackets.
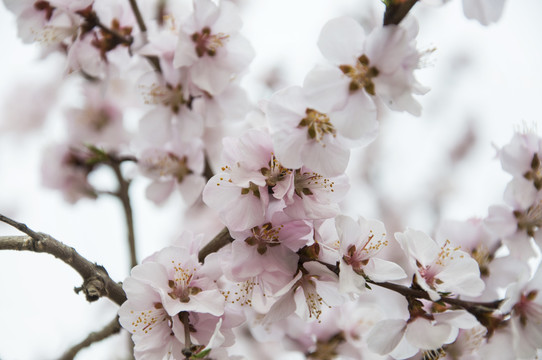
383,0,419,25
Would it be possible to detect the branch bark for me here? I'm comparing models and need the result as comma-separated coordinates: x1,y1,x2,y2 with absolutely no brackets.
60,317,122,360
107,159,137,269
383,0,419,26
0,234,126,305
198,227,234,263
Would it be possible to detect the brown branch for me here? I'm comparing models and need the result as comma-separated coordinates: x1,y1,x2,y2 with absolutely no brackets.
311,257,502,316
366,279,501,312
76,8,133,46
106,157,137,270
0,233,126,305
0,214,46,241
60,317,122,360
179,311,193,359
198,227,234,263
128,0,148,33
203,153,215,182
383,0,419,26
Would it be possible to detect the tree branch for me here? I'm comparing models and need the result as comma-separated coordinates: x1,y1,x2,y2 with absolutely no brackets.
60,317,122,360
179,311,194,359
0,233,126,305
128,0,148,33
198,227,234,263
0,214,46,240
107,158,138,269
383,0,419,26
366,279,502,312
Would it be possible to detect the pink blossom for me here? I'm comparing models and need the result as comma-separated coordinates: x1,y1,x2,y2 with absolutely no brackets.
316,16,428,116
138,141,205,206
263,261,343,324
130,245,224,317
368,309,478,359
436,218,527,300
279,167,350,221
41,144,97,203
395,229,484,301
501,266,542,359
137,70,204,143
337,215,406,295
500,131,542,186
64,84,129,149
264,85,355,177
173,0,254,95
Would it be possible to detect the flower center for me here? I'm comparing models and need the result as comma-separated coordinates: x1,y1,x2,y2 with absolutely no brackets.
130,303,170,335
524,153,542,190
339,54,379,95
293,169,335,198
513,290,541,327
244,222,284,255
260,154,291,187
142,82,186,113
298,108,336,143
142,153,193,183
515,201,542,237
167,262,201,303
470,244,493,277
342,244,368,273
191,26,229,57
240,181,261,199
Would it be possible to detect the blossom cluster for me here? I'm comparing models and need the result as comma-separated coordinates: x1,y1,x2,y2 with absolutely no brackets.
2,0,540,359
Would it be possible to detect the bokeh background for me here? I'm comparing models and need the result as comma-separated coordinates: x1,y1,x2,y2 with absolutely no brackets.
1,0,542,358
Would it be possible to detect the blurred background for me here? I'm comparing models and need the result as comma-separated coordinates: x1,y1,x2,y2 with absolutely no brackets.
0,0,541,358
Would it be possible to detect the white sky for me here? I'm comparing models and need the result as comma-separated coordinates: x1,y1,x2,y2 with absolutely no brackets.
0,0,542,359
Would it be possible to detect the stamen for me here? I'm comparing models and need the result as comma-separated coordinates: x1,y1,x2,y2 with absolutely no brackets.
192,26,230,57
339,54,379,95
298,108,336,144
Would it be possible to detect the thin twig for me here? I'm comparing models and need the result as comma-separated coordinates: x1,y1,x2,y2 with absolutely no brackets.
367,279,502,312
383,0,419,26
107,159,137,269
60,317,122,360
203,153,215,182
0,214,46,241
198,227,234,263
76,8,133,46
128,0,148,33
0,232,126,305
179,311,193,359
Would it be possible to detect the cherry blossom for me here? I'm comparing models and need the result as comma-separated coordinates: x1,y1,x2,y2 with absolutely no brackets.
264,261,343,324
279,167,350,221
336,215,406,295
395,228,484,301
138,141,205,206
501,266,542,359
173,0,254,95
41,144,97,203
64,84,129,149
368,307,479,359
264,85,358,177
316,16,428,116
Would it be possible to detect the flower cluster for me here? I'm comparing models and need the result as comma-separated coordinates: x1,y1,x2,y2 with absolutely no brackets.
3,0,541,359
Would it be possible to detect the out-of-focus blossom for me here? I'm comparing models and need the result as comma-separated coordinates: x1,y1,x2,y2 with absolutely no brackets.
41,144,97,203
138,140,205,206
462,0,507,26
